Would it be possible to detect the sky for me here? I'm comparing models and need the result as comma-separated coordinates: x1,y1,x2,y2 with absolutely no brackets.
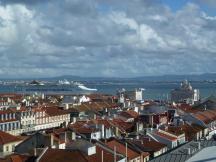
0,0,216,78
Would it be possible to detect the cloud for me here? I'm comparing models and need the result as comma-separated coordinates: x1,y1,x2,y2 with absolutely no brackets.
0,0,215,78
197,0,216,8
0,0,50,5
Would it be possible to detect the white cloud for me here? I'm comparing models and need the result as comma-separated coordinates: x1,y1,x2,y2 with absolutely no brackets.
0,0,215,78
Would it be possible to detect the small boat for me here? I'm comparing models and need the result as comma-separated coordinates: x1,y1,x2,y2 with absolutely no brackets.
29,80,45,86
58,79,71,85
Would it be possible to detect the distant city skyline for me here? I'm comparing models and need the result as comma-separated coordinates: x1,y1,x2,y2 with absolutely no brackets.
0,0,216,78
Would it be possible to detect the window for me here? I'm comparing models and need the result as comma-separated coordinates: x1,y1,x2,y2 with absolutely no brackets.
6,146,9,152
12,145,15,151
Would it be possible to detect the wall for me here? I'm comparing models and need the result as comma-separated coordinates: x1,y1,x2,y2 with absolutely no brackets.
3,141,22,152
15,133,46,154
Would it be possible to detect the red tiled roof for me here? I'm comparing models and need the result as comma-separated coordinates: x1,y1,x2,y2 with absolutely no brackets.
0,109,13,115
74,101,119,112
193,113,212,124
154,131,177,141
92,119,112,129
69,121,87,129
0,154,31,162
9,107,28,113
200,110,216,121
177,104,200,113
0,118,19,123
87,145,122,162
119,110,139,119
166,127,185,136
42,106,69,116
106,139,140,160
39,149,87,162
133,138,166,152
69,121,100,134
72,127,99,134
53,128,67,135
0,131,22,145
110,119,134,133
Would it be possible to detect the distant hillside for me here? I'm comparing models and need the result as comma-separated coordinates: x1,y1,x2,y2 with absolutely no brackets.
48,73,216,82
2,73,216,82
133,73,216,82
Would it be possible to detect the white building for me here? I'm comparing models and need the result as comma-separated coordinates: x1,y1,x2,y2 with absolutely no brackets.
34,106,70,131
0,130,23,153
0,110,21,135
171,80,200,104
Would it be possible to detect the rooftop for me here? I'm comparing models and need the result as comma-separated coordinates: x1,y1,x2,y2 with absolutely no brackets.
150,140,216,162
106,139,140,160
153,131,177,141
39,149,87,162
119,110,139,119
0,131,22,145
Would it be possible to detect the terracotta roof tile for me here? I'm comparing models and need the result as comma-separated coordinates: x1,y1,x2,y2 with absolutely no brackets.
193,113,212,124
119,110,139,119
0,131,22,145
133,138,166,152
87,145,122,162
42,106,69,116
106,139,140,160
110,119,134,133
39,149,87,162
0,154,31,162
154,131,177,141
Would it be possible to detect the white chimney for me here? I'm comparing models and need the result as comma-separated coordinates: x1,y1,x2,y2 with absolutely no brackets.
50,134,54,147
72,132,76,141
101,124,105,139
72,117,76,124
65,104,69,110
65,132,67,143
42,93,45,100
94,114,97,119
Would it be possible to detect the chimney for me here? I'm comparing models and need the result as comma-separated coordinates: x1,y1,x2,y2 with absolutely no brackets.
72,132,76,141
101,124,105,139
50,133,54,147
115,127,119,136
136,122,139,132
72,117,76,124
183,148,191,155
194,142,201,150
65,104,69,110
65,132,67,143
94,114,97,119
42,93,45,100
34,148,37,156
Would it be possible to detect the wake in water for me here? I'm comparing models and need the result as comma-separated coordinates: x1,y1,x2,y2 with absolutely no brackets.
78,85,97,91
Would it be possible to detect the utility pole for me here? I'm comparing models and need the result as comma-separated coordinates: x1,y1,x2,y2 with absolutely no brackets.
102,150,104,162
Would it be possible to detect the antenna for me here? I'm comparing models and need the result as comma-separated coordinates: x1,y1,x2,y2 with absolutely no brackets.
114,146,116,162
126,142,128,162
